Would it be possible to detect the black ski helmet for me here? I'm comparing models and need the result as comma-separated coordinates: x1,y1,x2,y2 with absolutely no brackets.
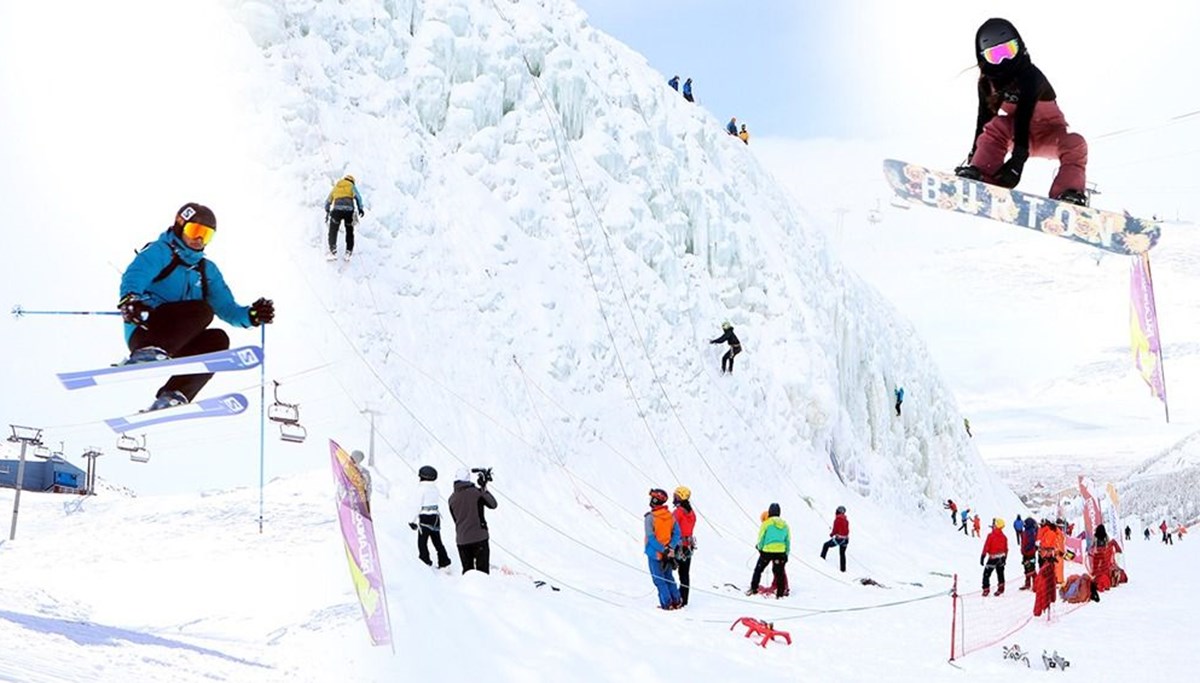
975,18,1026,75
836,505,846,515
418,465,437,481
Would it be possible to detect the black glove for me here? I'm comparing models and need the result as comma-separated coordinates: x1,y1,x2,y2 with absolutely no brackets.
249,297,275,326
980,554,985,566
993,149,1027,189
358,209,365,218
408,522,418,531
118,294,152,327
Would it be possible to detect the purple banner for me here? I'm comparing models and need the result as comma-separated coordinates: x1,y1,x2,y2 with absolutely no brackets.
329,439,392,647
1129,254,1167,407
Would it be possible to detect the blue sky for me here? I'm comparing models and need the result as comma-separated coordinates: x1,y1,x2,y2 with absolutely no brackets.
574,1,853,139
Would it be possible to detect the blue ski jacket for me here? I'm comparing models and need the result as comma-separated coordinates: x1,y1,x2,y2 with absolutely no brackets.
119,229,252,343
682,80,693,97
895,387,905,402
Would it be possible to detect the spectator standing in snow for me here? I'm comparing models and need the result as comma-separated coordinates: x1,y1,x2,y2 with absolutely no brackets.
1144,527,1151,541
672,487,697,606
944,499,958,524
1160,520,1170,544
981,518,1008,596
738,124,750,145
895,386,905,416
668,75,680,91
748,503,790,598
710,321,742,374
1019,515,1037,590
682,77,694,102
645,488,683,609
726,117,738,136
819,505,850,572
448,467,498,574
409,465,452,569
1013,515,1024,547
1124,525,1131,541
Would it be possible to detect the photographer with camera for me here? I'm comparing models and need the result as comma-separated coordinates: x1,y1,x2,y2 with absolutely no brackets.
448,467,498,574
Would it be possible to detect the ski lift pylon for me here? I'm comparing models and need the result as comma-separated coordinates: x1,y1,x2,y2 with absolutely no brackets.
268,380,307,444
116,433,150,463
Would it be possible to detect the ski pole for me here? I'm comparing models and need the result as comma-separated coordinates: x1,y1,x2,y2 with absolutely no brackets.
11,305,120,319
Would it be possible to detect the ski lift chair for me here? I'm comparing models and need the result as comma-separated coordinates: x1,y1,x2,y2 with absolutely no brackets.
33,445,51,459
117,434,150,463
268,381,307,444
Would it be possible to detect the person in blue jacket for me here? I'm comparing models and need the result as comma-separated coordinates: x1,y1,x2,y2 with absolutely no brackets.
1013,514,1025,547
118,203,275,411
894,386,905,416
667,75,680,91
682,77,694,102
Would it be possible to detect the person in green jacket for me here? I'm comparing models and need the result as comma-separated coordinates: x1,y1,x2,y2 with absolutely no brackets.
747,502,791,598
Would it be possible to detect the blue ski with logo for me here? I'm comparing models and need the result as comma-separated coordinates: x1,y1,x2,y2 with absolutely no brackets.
58,346,264,390
105,393,250,433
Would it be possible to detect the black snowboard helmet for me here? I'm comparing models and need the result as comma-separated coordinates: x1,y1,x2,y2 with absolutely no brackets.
975,18,1027,77
418,465,437,481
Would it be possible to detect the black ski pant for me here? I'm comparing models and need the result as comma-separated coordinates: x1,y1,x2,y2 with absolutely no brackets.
749,552,788,598
676,556,692,605
458,539,490,574
982,558,1006,591
328,209,356,253
417,514,452,568
895,401,902,416
821,537,848,572
721,345,742,374
128,300,230,402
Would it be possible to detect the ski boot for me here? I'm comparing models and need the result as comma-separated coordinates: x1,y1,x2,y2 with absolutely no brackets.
982,587,990,597
995,583,1005,596
1042,650,1070,671
121,346,170,365
954,164,983,181
146,390,188,412
343,250,353,262
1055,189,1089,207
326,250,338,261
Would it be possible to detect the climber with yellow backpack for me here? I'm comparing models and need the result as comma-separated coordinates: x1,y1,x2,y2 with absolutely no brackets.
324,174,366,261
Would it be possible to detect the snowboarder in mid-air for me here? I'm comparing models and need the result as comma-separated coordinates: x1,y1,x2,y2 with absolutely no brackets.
710,321,742,374
118,203,274,411
954,18,1089,206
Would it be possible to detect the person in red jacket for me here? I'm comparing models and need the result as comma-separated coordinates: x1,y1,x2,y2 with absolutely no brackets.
672,486,698,606
981,517,1009,596
820,505,850,572
944,499,958,524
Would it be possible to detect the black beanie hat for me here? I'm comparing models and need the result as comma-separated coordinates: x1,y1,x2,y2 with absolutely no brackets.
175,202,217,230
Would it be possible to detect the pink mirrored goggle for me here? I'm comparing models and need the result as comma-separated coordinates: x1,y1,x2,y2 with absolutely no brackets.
981,39,1019,65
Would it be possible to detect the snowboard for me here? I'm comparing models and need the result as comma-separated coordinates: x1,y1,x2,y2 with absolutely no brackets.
58,346,264,390
105,393,249,433
882,159,1161,255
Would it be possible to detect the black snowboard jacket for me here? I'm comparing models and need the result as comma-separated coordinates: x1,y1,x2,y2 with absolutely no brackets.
970,19,1057,165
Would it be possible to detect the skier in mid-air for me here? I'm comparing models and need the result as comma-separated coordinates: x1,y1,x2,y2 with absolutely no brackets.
954,18,1089,206
118,203,274,411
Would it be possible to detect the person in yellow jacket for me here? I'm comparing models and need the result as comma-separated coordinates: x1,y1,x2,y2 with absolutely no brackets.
747,503,790,598
324,174,366,261
738,124,750,145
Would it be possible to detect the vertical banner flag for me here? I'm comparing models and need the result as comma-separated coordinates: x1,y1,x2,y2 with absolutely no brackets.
1130,253,1168,417
1078,476,1102,547
330,439,392,647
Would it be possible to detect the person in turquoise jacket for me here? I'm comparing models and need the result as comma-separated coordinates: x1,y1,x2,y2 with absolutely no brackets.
118,203,275,411
747,502,790,598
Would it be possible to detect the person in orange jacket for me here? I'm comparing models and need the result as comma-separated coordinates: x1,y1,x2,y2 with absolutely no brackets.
644,488,682,609
972,514,982,537
1053,518,1066,585
1032,518,1059,616
980,518,1009,596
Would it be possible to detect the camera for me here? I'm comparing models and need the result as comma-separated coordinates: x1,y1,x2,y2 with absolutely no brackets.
471,467,494,487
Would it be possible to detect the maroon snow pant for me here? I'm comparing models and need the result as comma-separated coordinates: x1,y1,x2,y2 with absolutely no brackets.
970,101,1088,200
128,300,231,402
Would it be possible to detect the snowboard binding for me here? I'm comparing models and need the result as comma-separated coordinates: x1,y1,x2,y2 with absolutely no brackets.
1002,643,1030,667
1042,650,1070,671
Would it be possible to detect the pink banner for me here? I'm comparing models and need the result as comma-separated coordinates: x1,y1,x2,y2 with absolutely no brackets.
1078,476,1102,546
330,439,392,647
1130,254,1168,410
